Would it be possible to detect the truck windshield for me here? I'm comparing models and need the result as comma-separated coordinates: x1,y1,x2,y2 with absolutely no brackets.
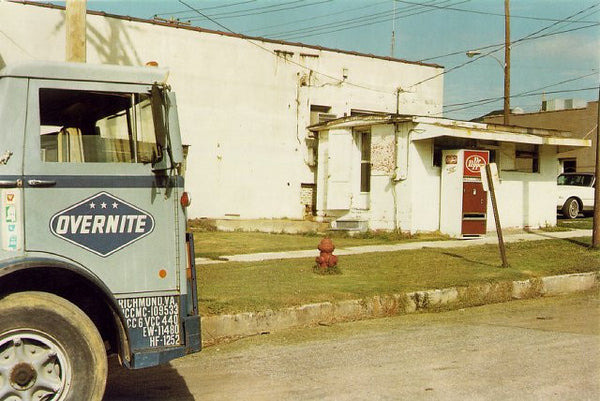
39,88,161,163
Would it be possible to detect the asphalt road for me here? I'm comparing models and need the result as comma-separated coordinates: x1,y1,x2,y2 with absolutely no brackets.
104,290,599,401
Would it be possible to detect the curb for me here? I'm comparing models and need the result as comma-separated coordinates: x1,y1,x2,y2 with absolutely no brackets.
200,271,599,346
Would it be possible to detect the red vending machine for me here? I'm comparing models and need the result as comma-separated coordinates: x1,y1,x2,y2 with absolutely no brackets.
440,149,489,237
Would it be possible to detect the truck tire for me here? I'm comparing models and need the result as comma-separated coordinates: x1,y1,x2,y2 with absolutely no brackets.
0,291,107,401
561,197,580,219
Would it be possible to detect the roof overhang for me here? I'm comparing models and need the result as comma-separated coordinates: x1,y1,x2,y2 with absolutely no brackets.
308,115,591,148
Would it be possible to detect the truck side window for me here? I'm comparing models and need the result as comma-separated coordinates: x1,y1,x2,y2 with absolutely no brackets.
39,88,159,163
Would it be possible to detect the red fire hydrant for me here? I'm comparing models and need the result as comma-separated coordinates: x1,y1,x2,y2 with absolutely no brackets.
315,237,338,270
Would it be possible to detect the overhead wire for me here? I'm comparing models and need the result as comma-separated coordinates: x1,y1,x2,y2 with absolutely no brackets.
278,0,470,40
445,71,599,110
187,0,332,21
395,0,598,23
442,71,600,116
418,21,600,62
243,0,389,35
442,87,599,117
407,2,600,92
162,0,597,41
153,0,258,18
176,0,396,95
176,0,597,118
415,1,599,61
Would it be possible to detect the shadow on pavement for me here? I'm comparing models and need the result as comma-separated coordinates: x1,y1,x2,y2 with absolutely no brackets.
103,356,194,401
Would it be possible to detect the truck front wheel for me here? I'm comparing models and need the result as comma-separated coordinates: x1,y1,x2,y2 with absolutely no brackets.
0,291,107,401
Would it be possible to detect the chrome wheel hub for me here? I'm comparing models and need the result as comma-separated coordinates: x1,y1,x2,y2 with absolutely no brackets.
0,331,70,401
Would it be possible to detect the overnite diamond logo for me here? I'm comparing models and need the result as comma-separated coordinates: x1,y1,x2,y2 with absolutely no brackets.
50,192,155,257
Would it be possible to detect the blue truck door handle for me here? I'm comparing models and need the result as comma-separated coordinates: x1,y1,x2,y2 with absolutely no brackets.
0,180,20,188
27,179,57,187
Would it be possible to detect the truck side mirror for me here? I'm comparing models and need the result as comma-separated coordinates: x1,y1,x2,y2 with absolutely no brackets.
166,91,184,167
151,84,167,163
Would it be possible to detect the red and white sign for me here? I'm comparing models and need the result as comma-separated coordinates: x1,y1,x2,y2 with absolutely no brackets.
463,150,489,177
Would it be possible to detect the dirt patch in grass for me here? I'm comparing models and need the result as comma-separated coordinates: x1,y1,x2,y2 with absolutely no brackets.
190,227,448,259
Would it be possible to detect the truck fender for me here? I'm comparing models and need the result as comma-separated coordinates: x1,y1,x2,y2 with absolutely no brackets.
0,256,132,365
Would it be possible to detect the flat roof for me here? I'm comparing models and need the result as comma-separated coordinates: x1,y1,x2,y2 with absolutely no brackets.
308,114,591,148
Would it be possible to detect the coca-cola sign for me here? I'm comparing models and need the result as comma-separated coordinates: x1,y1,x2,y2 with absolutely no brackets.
463,150,489,177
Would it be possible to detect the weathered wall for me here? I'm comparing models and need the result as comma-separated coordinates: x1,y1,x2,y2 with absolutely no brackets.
492,144,560,229
0,1,444,220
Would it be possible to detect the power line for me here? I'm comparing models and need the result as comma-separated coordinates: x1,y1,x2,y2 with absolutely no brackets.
418,22,600,63
187,0,332,21
176,0,397,96
444,86,599,115
177,0,597,119
417,2,600,62
407,3,600,91
445,71,600,110
243,0,389,35
444,87,599,117
153,0,258,18
272,0,598,42
278,0,469,40
395,0,598,24
511,2,600,47
259,0,408,37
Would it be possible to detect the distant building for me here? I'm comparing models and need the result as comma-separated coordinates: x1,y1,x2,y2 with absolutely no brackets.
477,100,598,173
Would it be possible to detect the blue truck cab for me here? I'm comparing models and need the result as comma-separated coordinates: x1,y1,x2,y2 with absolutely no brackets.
0,61,200,401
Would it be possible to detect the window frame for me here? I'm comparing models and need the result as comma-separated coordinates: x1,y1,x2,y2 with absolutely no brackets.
38,87,160,165
359,130,371,193
24,79,159,176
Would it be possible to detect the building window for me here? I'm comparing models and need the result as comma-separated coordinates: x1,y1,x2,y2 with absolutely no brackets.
310,105,333,125
515,144,539,173
432,138,496,167
561,159,577,172
360,131,371,192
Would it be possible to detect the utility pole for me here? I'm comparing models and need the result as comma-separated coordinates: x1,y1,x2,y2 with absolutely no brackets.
503,0,510,125
390,0,396,58
592,86,600,249
66,0,87,62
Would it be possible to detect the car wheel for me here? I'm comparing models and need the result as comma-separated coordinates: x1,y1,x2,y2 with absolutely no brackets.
561,197,580,219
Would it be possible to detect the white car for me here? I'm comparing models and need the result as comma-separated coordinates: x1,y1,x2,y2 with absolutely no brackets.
557,172,596,219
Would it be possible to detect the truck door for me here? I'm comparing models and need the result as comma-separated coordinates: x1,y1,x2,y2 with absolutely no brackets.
22,79,182,294
0,76,27,257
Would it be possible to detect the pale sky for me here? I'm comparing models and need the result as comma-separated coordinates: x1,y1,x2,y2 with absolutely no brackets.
44,0,599,120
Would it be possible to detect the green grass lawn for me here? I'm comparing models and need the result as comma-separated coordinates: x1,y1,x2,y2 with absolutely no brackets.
197,236,600,316
191,217,593,259
556,216,594,230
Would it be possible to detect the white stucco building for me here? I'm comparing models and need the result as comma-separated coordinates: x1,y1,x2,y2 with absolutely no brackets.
310,115,589,235
0,1,589,235
0,0,443,221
